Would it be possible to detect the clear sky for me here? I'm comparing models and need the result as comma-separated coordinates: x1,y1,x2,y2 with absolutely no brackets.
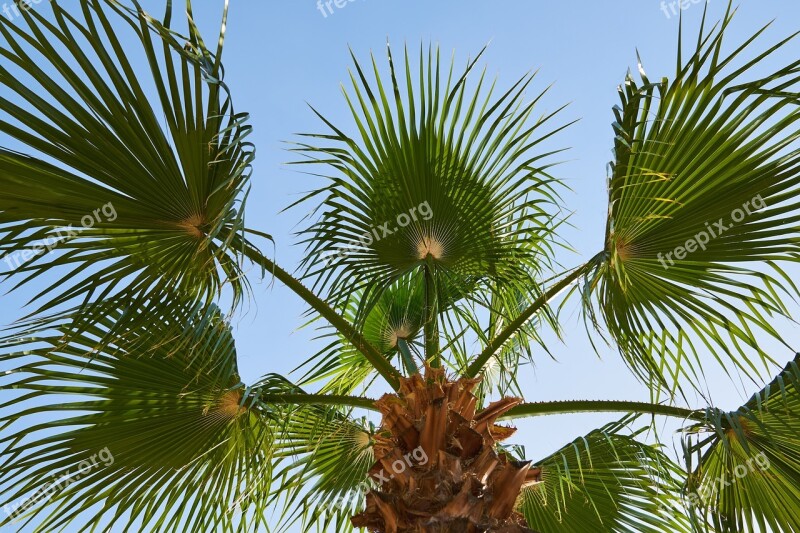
2,1,800,531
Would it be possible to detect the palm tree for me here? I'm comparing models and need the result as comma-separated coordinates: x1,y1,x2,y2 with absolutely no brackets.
0,1,799,531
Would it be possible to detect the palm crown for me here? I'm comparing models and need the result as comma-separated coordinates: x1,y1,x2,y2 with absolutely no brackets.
0,1,799,532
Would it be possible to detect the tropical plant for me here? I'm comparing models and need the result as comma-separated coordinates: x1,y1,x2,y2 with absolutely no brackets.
0,1,799,532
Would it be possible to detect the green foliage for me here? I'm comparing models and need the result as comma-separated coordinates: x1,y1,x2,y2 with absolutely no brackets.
269,404,374,533
290,43,568,318
0,303,273,532
519,418,693,532
0,0,256,345
587,4,800,394
296,272,427,394
683,354,800,532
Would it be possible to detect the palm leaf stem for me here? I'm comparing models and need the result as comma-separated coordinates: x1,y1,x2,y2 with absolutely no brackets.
423,260,440,367
259,394,708,424
397,338,419,375
256,393,379,411
502,400,705,422
239,238,402,389
464,259,597,378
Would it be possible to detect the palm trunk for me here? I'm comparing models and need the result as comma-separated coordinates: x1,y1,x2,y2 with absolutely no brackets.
352,365,540,533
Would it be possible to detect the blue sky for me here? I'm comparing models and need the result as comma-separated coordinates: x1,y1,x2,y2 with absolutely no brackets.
211,0,800,451
217,1,800,529
2,0,800,531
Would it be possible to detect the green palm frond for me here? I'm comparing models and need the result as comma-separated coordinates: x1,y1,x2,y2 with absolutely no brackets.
587,5,800,394
273,411,374,533
296,269,484,392
518,418,692,533
250,376,374,533
463,277,560,399
296,272,426,393
0,0,256,341
682,354,800,532
0,303,273,532
290,43,569,318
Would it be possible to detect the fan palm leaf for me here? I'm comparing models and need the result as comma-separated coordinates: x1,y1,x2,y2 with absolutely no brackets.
518,418,693,532
0,0,255,344
295,269,490,394
0,302,273,532
682,354,800,532
586,5,800,394
295,272,426,394
290,43,569,327
266,400,375,533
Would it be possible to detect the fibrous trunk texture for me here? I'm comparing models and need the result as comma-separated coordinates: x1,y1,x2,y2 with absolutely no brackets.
352,365,541,533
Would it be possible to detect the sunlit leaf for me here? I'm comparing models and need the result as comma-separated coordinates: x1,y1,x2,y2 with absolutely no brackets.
519,418,692,532
587,5,800,394
682,354,800,532
0,0,257,344
0,303,273,532
290,43,568,319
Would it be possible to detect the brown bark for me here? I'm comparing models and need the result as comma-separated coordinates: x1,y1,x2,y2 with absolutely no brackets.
351,365,541,533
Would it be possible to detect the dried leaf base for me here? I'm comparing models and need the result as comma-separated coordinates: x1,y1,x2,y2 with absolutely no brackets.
352,365,541,533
